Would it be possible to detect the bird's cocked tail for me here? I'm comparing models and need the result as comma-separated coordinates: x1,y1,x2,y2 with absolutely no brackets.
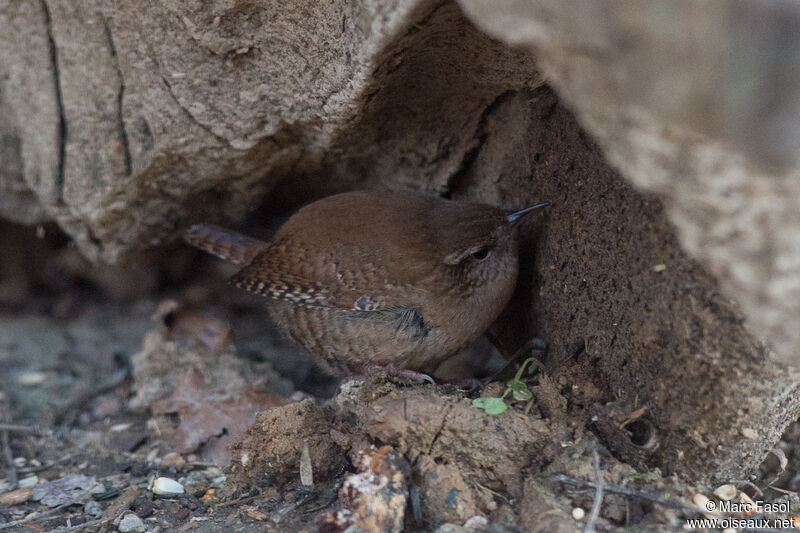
184,224,268,266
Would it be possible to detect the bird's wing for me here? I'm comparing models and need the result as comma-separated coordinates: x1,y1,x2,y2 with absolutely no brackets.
229,240,416,311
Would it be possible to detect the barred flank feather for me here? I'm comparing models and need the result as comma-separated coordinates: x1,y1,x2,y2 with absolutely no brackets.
184,224,267,265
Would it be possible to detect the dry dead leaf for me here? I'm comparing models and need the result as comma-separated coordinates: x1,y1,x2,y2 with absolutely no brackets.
31,474,105,507
0,487,32,505
244,505,268,521
152,368,286,465
156,300,233,351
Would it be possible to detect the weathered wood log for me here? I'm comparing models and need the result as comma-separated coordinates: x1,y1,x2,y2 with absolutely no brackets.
2,0,799,483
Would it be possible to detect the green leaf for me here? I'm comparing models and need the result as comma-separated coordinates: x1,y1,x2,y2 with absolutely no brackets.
472,397,508,415
507,380,533,401
513,357,544,382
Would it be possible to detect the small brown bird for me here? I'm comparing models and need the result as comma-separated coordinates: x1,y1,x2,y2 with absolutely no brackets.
185,190,547,377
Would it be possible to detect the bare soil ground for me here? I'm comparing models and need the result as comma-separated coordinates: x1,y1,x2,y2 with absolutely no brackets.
1,220,798,533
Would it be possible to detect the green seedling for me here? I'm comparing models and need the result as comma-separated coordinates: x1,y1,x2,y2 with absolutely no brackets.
472,393,510,415
472,357,542,415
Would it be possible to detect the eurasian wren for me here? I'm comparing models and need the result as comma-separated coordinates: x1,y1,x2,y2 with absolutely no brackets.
185,190,547,376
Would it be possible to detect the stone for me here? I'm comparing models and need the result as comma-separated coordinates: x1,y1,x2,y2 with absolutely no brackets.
151,477,184,496
118,513,146,533
17,476,38,489
160,452,185,469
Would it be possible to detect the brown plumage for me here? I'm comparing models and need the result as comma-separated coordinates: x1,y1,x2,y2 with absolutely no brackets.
185,224,268,265
184,190,547,376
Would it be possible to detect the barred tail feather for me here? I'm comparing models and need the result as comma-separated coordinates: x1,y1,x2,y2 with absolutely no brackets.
184,224,267,265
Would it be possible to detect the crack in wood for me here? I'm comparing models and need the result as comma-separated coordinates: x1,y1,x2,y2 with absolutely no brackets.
142,40,229,147
159,75,229,146
443,89,518,197
102,17,132,176
427,403,452,456
39,0,66,204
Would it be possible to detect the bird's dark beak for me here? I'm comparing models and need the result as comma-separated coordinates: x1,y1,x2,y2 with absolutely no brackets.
506,202,549,224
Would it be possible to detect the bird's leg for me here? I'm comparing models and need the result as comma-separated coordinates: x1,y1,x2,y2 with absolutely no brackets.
493,337,548,377
433,338,548,391
439,376,490,392
455,337,548,391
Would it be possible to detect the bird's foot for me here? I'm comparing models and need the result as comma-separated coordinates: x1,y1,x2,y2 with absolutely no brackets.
435,376,493,392
356,364,435,385
511,337,548,360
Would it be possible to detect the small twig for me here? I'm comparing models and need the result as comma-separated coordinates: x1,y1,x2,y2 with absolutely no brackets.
0,423,52,436
1,393,17,486
0,504,71,530
45,517,106,532
273,490,314,523
17,452,79,475
186,460,218,468
473,482,511,505
766,484,799,497
214,492,258,508
583,450,604,533
0,517,30,531
551,474,691,511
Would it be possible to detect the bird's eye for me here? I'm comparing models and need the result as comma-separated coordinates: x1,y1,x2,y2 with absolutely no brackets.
471,247,490,260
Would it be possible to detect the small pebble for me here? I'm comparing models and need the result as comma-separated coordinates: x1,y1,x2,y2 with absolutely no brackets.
118,513,146,533
18,475,38,488
161,452,185,469
433,525,468,533
12,457,26,468
202,467,222,479
463,516,488,529
290,391,307,402
146,448,159,464
17,372,47,385
692,493,713,512
210,475,227,487
572,507,585,520
713,484,737,501
84,500,103,516
152,477,184,496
